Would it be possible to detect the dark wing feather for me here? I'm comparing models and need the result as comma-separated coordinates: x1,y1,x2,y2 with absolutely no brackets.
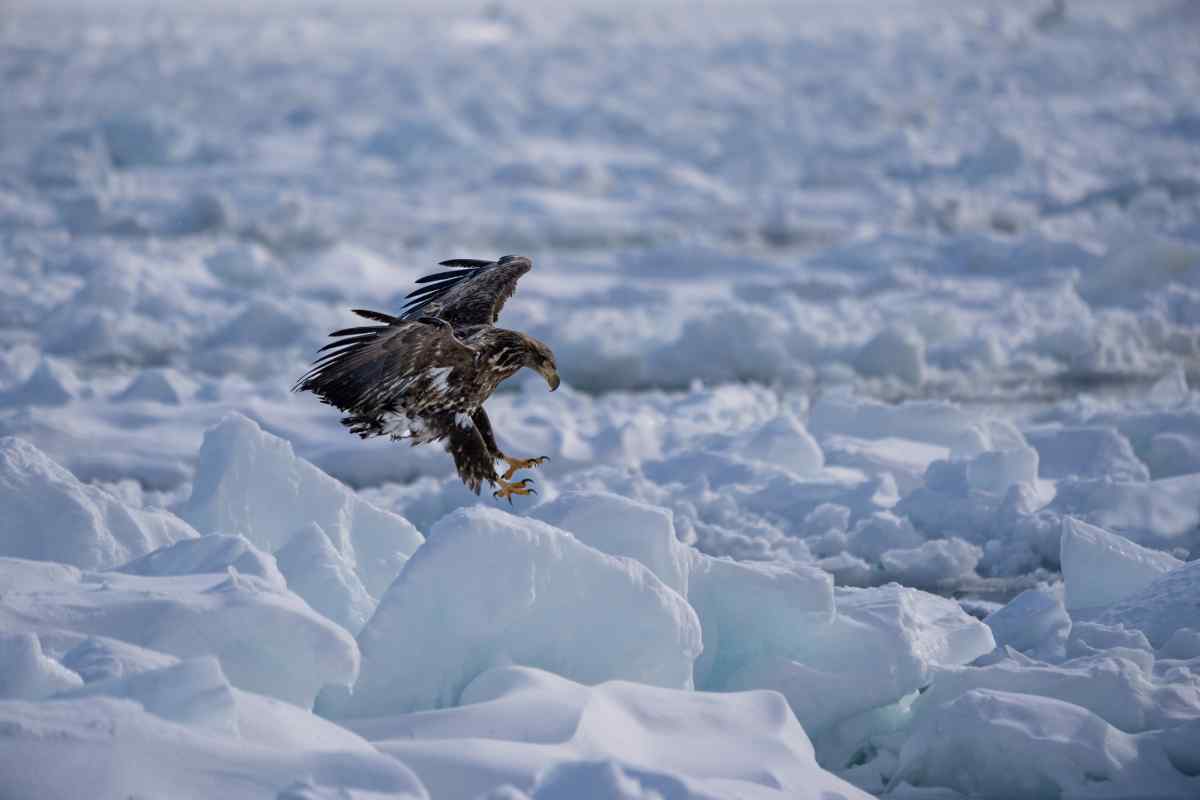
293,319,476,434
400,256,533,327
352,309,399,324
438,259,494,268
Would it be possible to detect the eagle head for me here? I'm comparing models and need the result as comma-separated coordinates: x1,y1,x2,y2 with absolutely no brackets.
524,336,560,391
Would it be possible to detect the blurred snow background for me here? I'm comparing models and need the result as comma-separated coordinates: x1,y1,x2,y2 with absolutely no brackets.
1,0,1200,797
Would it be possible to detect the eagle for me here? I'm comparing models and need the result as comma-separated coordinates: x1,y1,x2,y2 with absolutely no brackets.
293,255,558,502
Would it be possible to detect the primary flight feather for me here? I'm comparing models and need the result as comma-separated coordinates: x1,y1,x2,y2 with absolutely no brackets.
293,255,558,502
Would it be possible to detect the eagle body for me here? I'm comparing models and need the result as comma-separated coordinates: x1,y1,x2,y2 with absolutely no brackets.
294,256,558,496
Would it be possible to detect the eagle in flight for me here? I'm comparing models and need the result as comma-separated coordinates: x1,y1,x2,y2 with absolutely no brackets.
294,255,558,502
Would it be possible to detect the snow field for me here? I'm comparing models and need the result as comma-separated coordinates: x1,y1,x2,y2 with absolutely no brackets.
2,414,1197,796
2,0,1200,796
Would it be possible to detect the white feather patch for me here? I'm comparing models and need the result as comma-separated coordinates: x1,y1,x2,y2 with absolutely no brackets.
427,366,453,394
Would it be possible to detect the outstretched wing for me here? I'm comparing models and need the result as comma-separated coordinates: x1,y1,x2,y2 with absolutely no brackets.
293,317,476,434
400,255,532,327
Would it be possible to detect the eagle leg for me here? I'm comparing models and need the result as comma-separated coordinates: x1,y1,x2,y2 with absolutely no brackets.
500,455,550,481
493,477,537,504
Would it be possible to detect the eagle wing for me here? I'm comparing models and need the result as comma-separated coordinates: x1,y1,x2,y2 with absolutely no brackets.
399,255,532,327
293,318,477,434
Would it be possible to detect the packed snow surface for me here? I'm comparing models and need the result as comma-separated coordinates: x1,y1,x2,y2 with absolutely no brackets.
2,0,1200,797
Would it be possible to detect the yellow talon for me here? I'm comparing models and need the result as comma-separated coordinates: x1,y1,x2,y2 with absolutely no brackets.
500,455,550,481
493,477,537,504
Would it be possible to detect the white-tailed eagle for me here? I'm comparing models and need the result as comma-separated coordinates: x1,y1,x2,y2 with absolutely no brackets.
294,255,558,501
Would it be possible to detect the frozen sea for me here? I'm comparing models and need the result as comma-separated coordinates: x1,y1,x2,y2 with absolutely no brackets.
1,0,1199,798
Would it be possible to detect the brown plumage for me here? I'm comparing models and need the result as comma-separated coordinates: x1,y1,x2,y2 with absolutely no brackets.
293,255,559,499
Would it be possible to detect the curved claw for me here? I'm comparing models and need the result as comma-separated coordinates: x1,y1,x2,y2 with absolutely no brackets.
492,477,537,504
500,455,552,481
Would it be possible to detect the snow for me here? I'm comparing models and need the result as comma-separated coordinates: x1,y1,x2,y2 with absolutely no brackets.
723,584,994,734
1060,516,1184,611
877,538,982,591
853,326,927,386
116,367,195,405
338,506,701,717
275,523,376,636
983,586,1071,659
2,0,1200,796
117,532,287,592
0,632,84,700
0,358,84,407
529,491,691,596
1096,559,1200,648
346,665,871,800
1026,425,1150,482
180,413,423,599
1050,473,1200,553
0,556,357,709
735,414,826,478
893,689,1199,800
0,694,429,800
0,436,197,570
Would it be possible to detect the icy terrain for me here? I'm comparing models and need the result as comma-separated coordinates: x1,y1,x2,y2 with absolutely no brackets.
2,0,1200,797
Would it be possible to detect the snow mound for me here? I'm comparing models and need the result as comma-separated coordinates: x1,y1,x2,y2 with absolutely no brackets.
520,761,725,800
58,656,239,736
964,444,1039,496
275,523,375,635
822,435,948,495
0,358,82,407
0,632,83,700
350,665,872,800
205,243,283,289
0,694,429,800
878,538,982,591
0,437,197,570
526,491,837,700
55,655,380,755
1148,431,1200,480
893,689,1198,799
1160,628,1200,660
1097,559,1200,648
115,367,194,405
1067,621,1153,658
854,325,927,385
205,298,313,349
117,533,287,592
808,394,1012,458
529,491,690,596
0,557,357,708
339,507,701,717
180,413,423,598
99,111,198,168
917,649,1199,736
689,555,835,691
984,586,1071,659
1051,474,1200,555
846,512,925,562
1026,425,1150,482
725,584,994,733
736,414,825,477
59,635,179,684
1061,517,1184,611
